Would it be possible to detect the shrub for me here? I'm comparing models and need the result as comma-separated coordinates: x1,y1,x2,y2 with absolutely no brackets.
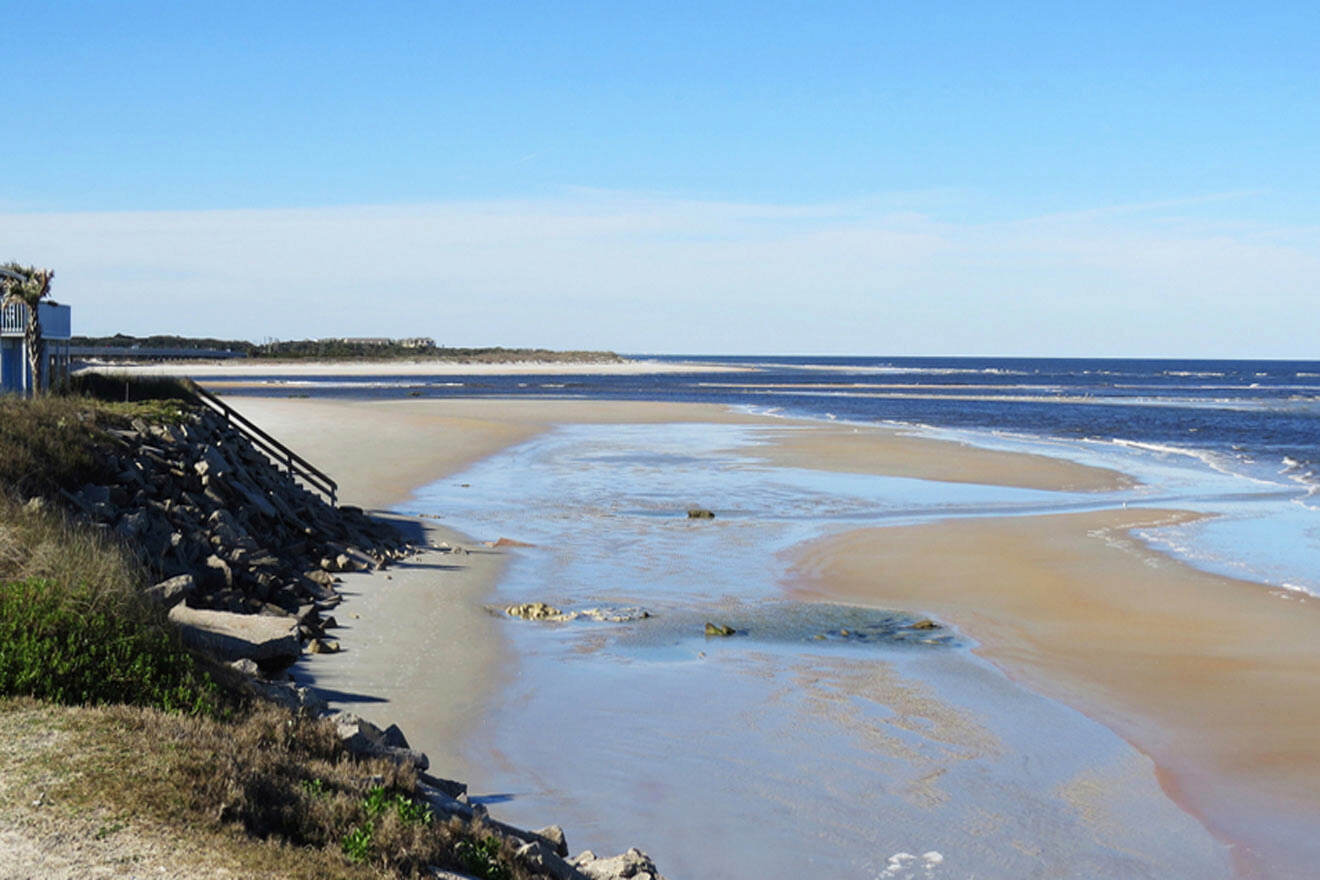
340,785,436,864
0,577,220,715
457,835,514,880
341,823,374,864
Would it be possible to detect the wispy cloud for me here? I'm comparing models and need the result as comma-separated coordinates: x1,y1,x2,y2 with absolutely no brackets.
1,191,1315,356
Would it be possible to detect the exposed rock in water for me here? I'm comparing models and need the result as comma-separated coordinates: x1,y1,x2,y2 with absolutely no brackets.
502,603,652,623
505,602,564,620
910,618,939,630
572,847,668,880
686,508,715,519
487,536,536,548
704,622,736,637
573,607,651,623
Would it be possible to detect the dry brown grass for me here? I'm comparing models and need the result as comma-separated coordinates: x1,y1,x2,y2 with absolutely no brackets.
0,395,107,497
0,388,194,497
0,492,143,599
1,698,546,879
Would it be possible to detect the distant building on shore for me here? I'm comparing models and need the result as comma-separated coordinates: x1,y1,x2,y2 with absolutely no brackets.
319,336,436,349
1,300,72,394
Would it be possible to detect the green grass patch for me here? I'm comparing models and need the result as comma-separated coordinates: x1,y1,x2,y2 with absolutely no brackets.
0,491,221,718
0,577,220,715
342,785,437,863
457,835,515,880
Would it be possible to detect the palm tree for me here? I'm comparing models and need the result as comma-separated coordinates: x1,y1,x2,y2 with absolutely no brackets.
0,263,56,395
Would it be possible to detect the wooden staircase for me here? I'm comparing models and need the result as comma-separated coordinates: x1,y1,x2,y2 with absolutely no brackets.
188,382,339,506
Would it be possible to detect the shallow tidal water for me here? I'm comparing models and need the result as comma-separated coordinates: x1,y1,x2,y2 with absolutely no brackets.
404,422,1235,879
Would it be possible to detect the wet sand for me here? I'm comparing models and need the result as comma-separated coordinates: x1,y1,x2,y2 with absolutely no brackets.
751,423,1132,492
790,509,1320,879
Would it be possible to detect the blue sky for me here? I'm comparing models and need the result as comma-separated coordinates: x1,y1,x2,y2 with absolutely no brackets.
3,1,1317,355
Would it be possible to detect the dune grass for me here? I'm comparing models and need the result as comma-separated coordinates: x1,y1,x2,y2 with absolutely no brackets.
0,376,196,497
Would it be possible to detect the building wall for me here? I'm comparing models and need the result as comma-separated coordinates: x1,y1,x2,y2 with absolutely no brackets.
1,337,26,393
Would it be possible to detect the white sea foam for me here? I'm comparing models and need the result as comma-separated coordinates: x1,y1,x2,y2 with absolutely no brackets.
1106,438,1278,485
257,379,437,389
740,362,1028,377
877,850,945,879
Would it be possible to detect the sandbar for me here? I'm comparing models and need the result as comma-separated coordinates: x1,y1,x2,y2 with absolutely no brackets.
750,423,1132,492
789,509,1320,878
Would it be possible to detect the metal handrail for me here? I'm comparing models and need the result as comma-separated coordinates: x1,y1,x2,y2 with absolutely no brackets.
188,382,339,505
1,302,25,335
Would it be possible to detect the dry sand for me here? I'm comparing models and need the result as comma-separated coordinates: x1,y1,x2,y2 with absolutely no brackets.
789,509,1320,879
291,519,509,784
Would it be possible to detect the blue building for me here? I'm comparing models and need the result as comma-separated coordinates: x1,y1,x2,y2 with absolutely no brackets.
1,300,73,394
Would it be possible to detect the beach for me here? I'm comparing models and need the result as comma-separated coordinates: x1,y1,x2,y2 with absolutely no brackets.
229,392,1315,878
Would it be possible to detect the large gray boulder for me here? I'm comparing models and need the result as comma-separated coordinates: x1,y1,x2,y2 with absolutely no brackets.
168,605,300,664
533,825,569,858
329,712,430,770
144,574,195,608
248,679,328,713
515,841,583,880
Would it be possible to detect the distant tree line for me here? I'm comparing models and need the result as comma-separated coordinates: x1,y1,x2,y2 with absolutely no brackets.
70,333,623,363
